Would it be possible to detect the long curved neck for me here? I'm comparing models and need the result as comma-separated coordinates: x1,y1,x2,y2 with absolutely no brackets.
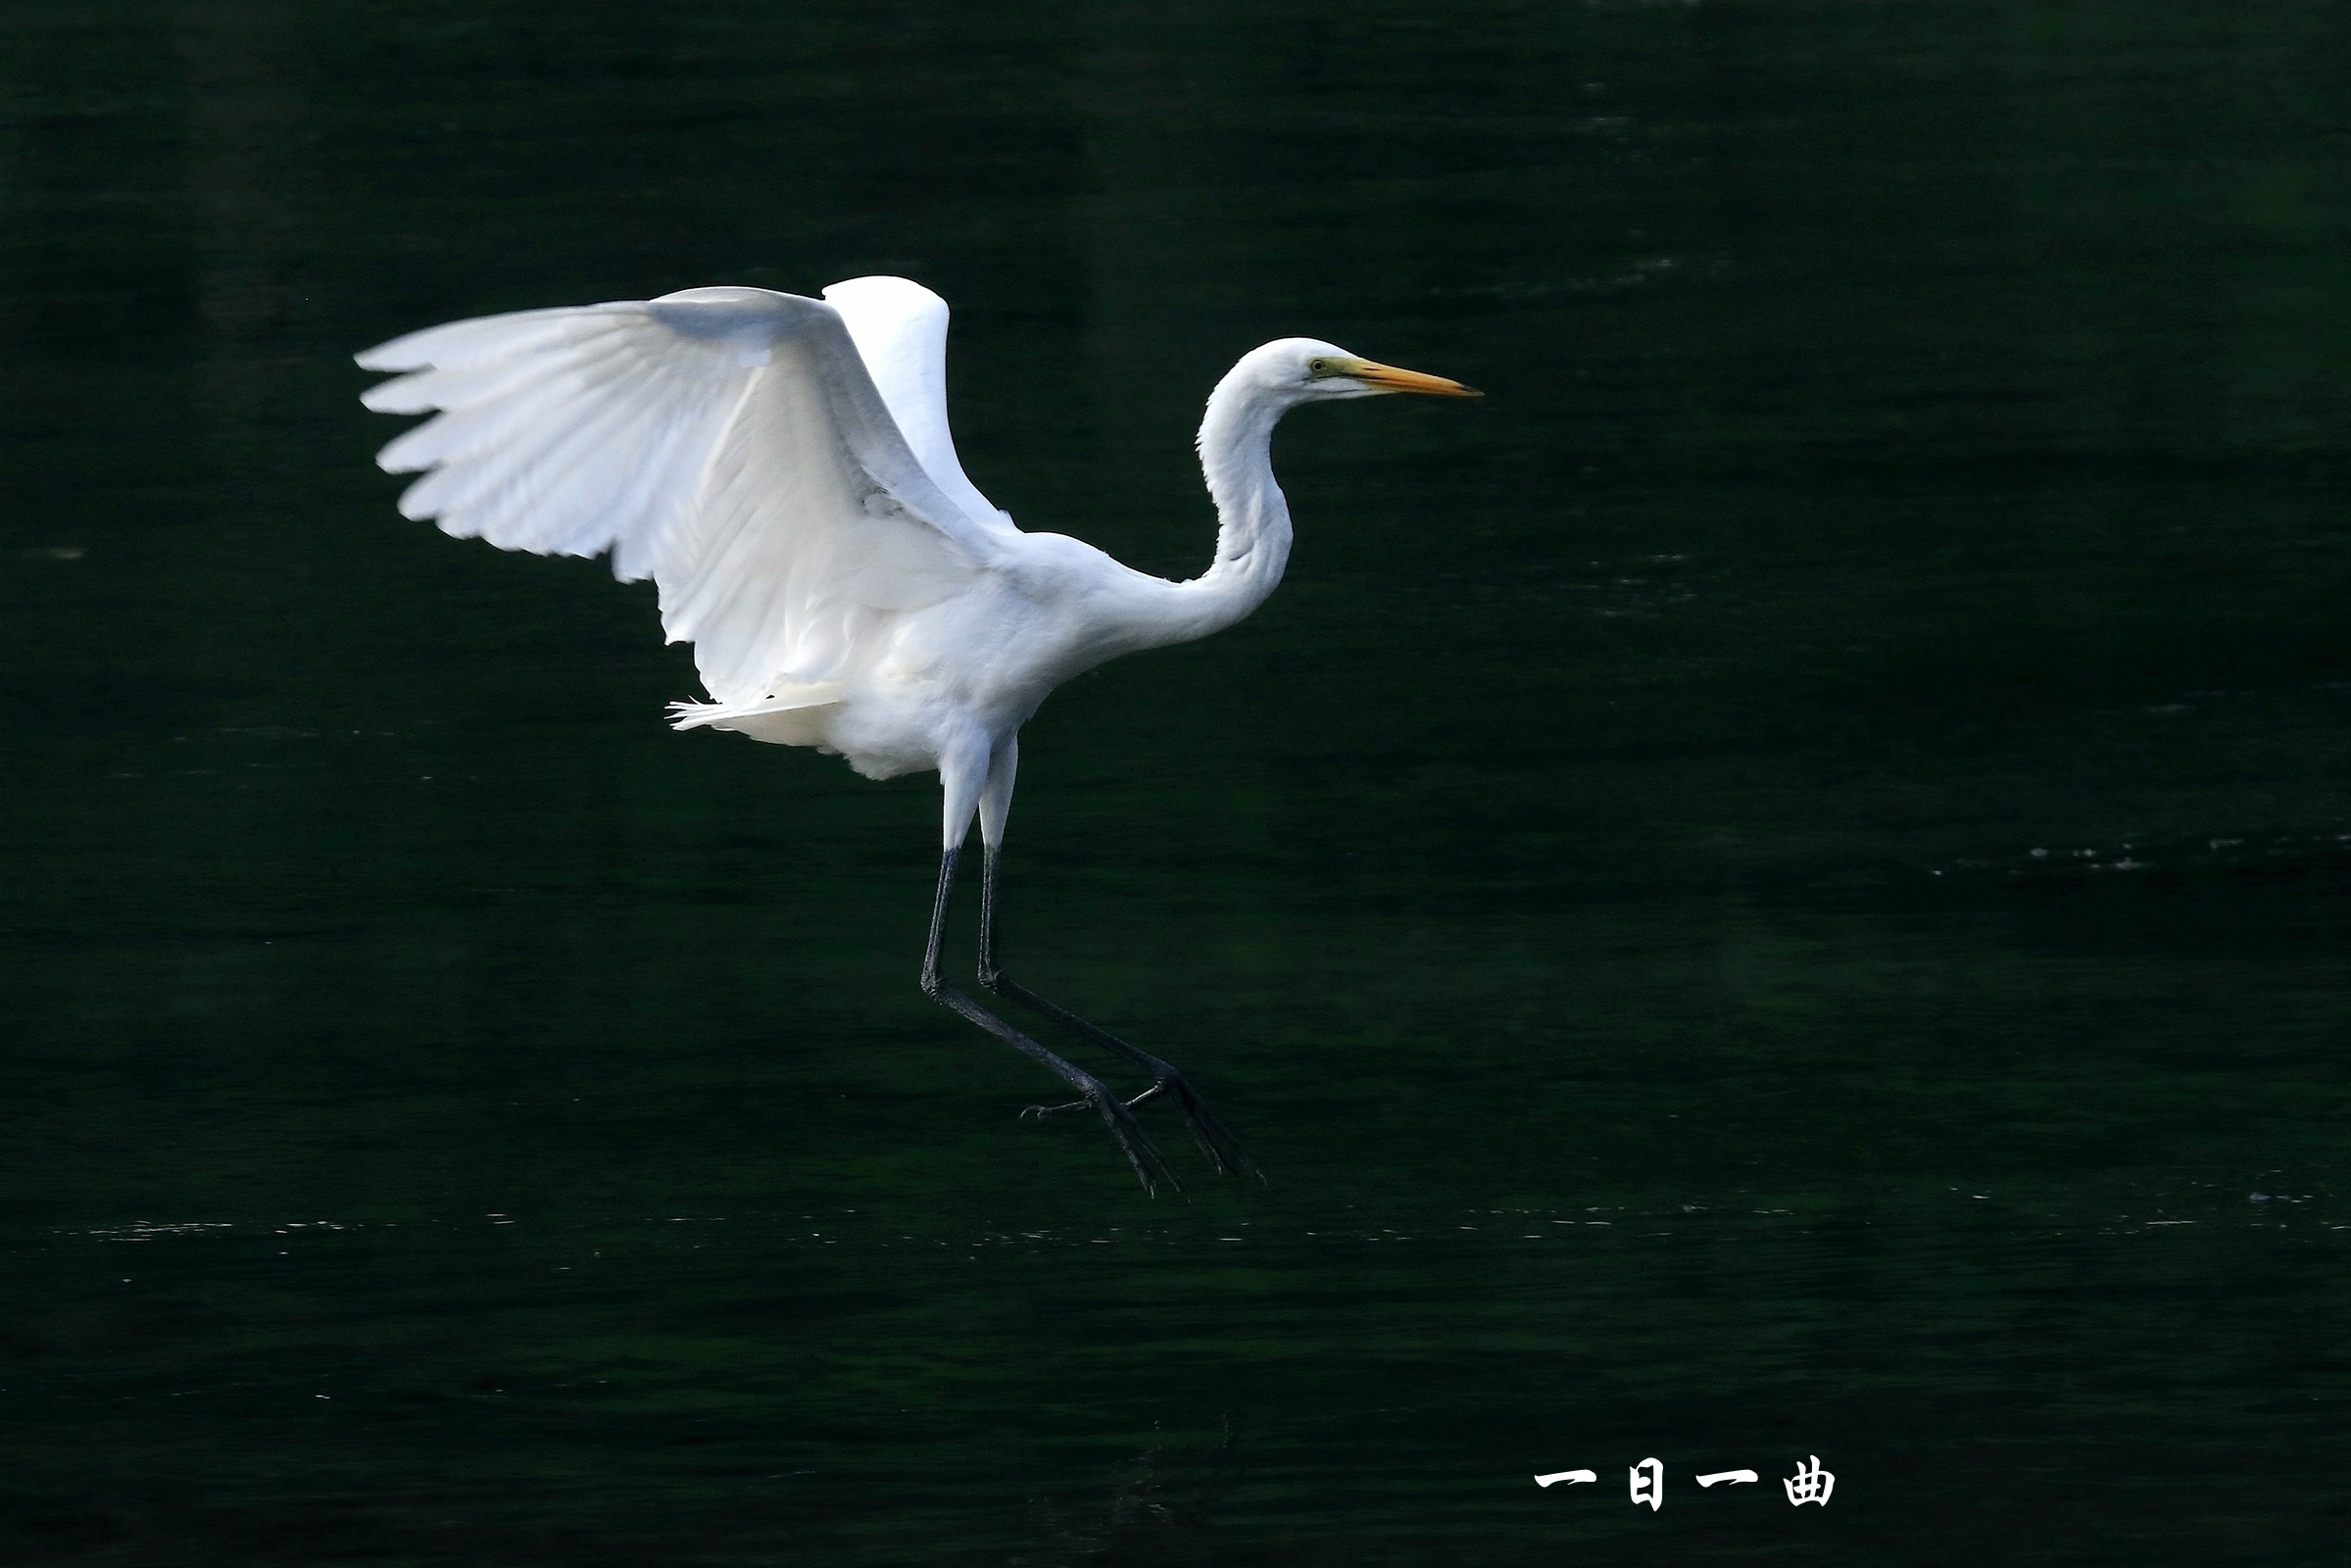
1144,369,1296,648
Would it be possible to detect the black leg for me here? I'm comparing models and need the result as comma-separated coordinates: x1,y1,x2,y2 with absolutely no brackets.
977,846,1262,1181
921,846,1181,1195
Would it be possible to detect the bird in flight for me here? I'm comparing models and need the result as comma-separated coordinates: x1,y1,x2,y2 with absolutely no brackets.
357,275,1478,1192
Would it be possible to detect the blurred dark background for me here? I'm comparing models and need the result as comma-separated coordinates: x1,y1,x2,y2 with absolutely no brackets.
2,2,2346,1563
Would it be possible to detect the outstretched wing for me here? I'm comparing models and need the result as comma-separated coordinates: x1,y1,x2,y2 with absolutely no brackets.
820,275,1018,539
357,285,1006,705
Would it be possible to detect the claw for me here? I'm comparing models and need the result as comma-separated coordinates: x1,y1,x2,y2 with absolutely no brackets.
987,977,1261,1180
1023,1071,1259,1185
1118,1055,1262,1182
1019,1086,1180,1191
1172,1088,1263,1183
1017,1085,1182,1191
1079,1078,1182,1196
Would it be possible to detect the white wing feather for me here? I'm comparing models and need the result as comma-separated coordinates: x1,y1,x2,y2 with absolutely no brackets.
357,286,1006,706
820,276,1017,538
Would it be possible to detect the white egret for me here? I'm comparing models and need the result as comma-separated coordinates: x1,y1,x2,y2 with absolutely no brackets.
357,275,1477,1192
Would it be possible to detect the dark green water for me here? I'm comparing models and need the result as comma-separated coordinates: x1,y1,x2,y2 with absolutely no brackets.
5,2,2348,1562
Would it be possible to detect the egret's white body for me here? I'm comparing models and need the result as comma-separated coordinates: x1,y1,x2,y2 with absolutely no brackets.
358,275,1474,1190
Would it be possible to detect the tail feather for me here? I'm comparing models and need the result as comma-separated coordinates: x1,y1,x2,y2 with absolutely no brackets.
667,683,846,743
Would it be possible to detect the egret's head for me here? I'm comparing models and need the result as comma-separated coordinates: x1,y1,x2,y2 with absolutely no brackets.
1242,337,1482,404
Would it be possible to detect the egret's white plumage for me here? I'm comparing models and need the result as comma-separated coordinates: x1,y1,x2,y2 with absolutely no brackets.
358,275,1475,1190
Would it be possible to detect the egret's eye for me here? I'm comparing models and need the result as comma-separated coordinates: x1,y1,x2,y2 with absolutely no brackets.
1307,358,1336,378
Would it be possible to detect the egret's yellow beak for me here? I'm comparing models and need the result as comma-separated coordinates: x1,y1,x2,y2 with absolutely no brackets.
1346,360,1483,397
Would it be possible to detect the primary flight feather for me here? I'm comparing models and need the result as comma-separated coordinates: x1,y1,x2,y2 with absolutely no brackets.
359,274,1478,1192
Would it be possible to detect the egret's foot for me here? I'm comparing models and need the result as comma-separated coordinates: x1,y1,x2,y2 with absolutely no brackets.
1126,1056,1262,1181
984,971,1262,1181
1022,1074,1182,1196
1024,1061,1260,1182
